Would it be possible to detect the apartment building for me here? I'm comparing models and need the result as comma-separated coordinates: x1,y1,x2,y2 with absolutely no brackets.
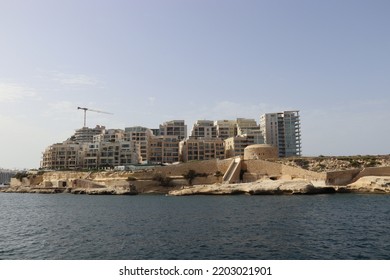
159,120,187,140
73,125,106,143
148,136,180,164
42,113,295,170
225,135,259,158
41,142,82,170
260,110,302,157
214,120,237,139
190,120,217,139
124,126,153,162
180,137,225,162
93,129,124,143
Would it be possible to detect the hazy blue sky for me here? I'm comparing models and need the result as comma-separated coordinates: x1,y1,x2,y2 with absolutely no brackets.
1,0,389,169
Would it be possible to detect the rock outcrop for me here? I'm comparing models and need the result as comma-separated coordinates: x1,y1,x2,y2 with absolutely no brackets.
168,179,336,196
0,178,138,195
347,176,390,193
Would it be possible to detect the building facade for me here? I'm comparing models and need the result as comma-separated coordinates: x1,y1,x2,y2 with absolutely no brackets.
180,137,225,162
260,110,301,157
159,120,187,140
148,136,181,164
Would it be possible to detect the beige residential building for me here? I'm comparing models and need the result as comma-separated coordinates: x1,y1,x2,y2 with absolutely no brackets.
93,129,124,143
81,142,100,169
236,118,259,135
225,135,259,158
180,137,225,162
148,136,180,164
214,120,237,139
159,120,187,140
124,126,153,162
190,120,217,139
42,142,82,170
73,125,105,143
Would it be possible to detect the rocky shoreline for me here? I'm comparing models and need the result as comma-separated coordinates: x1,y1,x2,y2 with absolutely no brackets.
168,177,390,196
1,176,389,195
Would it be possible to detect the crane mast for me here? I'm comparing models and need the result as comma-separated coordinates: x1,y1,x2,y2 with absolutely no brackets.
77,106,113,127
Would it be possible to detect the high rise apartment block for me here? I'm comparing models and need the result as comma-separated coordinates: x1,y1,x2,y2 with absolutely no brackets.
260,110,301,157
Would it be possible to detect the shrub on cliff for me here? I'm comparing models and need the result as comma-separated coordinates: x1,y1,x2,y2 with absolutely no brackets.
152,174,172,187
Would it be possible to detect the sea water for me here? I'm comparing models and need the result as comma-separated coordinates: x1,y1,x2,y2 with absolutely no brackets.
0,193,389,259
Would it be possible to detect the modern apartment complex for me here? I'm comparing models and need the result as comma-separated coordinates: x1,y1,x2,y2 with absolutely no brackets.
260,110,302,157
41,112,302,170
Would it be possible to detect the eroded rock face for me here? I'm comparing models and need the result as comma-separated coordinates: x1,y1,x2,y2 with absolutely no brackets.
347,176,390,193
168,179,335,196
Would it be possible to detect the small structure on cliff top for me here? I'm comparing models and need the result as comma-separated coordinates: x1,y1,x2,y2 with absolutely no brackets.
244,144,278,160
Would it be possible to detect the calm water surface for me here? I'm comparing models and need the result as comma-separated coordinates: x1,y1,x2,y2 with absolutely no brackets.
0,193,389,259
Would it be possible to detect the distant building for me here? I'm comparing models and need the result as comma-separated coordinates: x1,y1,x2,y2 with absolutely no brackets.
73,125,105,143
41,142,82,170
180,137,225,162
124,126,153,162
0,169,17,184
260,110,301,157
148,136,181,164
225,135,260,158
159,120,187,140
41,112,300,169
190,120,217,139
214,120,237,139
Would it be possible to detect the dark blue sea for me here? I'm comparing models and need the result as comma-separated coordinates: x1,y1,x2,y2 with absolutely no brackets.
0,193,389,260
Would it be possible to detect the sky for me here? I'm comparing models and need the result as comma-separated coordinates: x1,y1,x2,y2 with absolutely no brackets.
1,0,389,169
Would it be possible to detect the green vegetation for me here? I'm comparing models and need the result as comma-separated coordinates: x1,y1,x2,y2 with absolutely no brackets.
13,172,28,181
183,169,208,185
152,174,173,187
293,158,310,169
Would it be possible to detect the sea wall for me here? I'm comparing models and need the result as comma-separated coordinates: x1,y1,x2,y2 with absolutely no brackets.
326,169,362,185
325,166,390,185
152,158,232,177
242,159,325,182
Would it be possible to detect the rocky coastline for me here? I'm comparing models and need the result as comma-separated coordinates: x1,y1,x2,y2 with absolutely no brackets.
1,176,389,195
2,156,390,196
168,177,390,196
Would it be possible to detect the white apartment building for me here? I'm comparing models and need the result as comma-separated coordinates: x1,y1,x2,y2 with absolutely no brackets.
260,110,302,157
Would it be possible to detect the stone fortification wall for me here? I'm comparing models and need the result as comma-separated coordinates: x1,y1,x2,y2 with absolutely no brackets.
325,169,362,185
242,160,325,182
153,159,232,177
354,166,390,180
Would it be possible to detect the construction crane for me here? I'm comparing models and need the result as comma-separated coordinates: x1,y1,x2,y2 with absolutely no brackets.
77,106,113,127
